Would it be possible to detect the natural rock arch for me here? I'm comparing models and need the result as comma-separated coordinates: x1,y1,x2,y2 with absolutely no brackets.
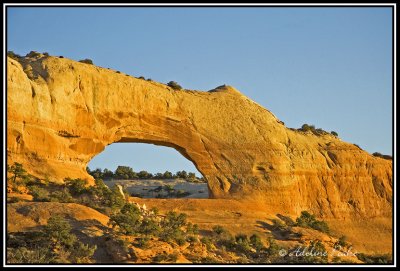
7,56,392,218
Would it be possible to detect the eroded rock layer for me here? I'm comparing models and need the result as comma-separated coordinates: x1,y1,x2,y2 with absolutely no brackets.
7,56,392,218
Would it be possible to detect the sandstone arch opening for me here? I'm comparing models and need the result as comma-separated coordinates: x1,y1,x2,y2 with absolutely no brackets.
87,142,209,199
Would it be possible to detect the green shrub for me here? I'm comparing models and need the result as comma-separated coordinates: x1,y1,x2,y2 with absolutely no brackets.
29,185,49,202
64,178,89,195
50,189,74,203
331,131,338,137
7,247,56,264
167,81,182,90
295,211,330,234
334,235,348,249
249,234,264,251
372,152,392,160
212,225,226,235
7,51,22,60
135,237,150,249
140,218,160,236
200,237,213,250
26,51,41,58
109,203,141,235
356,253,392,264
78,59,93,65
45,215,77,248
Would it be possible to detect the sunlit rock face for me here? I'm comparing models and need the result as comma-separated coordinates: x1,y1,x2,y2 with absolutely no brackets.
7,56,392,218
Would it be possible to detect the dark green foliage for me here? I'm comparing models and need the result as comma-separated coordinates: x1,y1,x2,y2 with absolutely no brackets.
175,170,188,179
49,188,74,203
109,203,141,235
298,124,329,136
200,237,214,250
137,170,152,179
159,211,188,244
7,246,56,264
114,165,137,179
116,71,121,73
87,166,202,182
64,178,89,195
249,234,264,251
138,76,145,79
266,237,281,258
41,215,96,263
140,218,160,236
8,162,26,184
334,235,348,249
78,59,93,65
167,81,183,90
29,185,50,202
163,171,173,179
356,253,392,264
152,252,178,263
353,144,362,150
213,225,227,235
43,52,49,56
331,131,338,137
135,237,150,248
295,211,330,234
7,51,22,60
372,152,392,160
59,56,64,58
45,215,76,248
26,51,41,58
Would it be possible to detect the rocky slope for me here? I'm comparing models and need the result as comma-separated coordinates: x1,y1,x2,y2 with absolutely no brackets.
7,54,392,219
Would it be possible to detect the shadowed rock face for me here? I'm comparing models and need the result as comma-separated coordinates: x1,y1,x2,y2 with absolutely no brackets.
7,56,392,218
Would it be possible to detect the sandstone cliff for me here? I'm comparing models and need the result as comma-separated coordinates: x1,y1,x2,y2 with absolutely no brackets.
7,55,392,218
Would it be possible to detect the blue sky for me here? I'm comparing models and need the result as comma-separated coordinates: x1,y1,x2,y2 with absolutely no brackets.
7,7,393,175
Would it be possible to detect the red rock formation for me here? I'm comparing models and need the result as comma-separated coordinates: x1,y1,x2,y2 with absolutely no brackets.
7,55,392,218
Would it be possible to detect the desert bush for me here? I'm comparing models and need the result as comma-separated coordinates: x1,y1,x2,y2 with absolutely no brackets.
152,252,178,263
334,235,348,249
64,178,89,195
49,189,74,203
7,246,56,264
249,234,264,251
213,225,227,235
140,218,160,236
331,131,338,137
29,185,49,202
138,76,145,79
135,236,150,249
200,237,214,250
26,51,41,58
109,203,141,235
167,81,182,90
372,152,392,160
186,222,199,235
43,215,96,263
295,211,330,234
78,59,93,65
7,51,22,60
356,253,392,264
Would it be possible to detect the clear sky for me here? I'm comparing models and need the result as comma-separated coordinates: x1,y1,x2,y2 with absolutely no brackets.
7,6,393,175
